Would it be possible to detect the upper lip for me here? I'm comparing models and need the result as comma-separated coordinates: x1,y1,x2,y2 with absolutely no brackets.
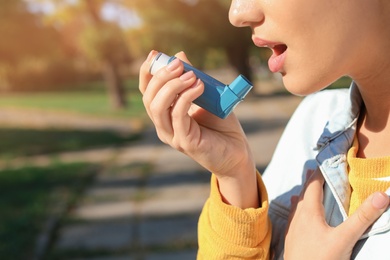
252,37,283,48
252,37,287,55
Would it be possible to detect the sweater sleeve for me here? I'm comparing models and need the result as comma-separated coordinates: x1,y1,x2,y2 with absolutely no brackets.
197,171,272,260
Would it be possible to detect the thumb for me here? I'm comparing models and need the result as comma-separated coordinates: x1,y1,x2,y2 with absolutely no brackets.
337,192,389,246
174,51,192,65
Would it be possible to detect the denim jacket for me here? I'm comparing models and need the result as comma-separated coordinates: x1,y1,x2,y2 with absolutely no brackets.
262,83,390,259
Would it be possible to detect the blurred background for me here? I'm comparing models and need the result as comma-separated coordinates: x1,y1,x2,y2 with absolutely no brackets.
0,0,349,259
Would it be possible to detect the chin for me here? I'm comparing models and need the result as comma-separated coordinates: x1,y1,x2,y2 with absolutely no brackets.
282,74,330,96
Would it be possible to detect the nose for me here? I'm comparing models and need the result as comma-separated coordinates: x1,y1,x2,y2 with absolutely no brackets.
229,0,264,28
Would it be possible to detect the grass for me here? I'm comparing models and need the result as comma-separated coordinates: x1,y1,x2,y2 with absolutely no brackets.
0,79,148,259
0,163,97,260
0,79,147,120
0,102,144,259
0,76,351,121
0,128,141,159
0,92,145,119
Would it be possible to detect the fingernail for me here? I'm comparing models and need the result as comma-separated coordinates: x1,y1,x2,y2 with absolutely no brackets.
192,79,202,88
167,59,181,71
146,50,155,61
371,192,389,209
180,71,194,81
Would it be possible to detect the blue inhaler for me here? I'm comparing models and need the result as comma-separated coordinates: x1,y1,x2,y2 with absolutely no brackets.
149,52,253,119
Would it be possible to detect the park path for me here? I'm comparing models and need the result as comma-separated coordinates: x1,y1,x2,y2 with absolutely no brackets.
0,87,302,259
40,93,302,260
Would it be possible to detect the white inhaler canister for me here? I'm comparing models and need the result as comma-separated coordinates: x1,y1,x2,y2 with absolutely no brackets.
149,52,252,119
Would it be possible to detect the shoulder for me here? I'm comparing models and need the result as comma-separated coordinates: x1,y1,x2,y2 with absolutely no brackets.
263,88,350,199
296,88,350,118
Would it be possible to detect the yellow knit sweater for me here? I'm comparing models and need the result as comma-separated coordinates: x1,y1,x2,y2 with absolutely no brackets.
347,137,390,215
197,173,272,259
197,137,390,259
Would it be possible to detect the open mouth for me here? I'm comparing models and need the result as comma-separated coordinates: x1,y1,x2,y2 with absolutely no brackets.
268,44,288,73
252,37,287,56
252,37,288,73
273,44,288,56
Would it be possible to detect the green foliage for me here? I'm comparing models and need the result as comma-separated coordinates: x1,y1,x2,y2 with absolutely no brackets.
79,23,128,63
0,0,60,65
203,48,228,69
0,0,132,95
329,77,351,89
0,163,96,260
130,0,252,67
0,0,64,90
0,0,259,91
6,61,99,92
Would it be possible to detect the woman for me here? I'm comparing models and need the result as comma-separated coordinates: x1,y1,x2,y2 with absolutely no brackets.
139,0,390,258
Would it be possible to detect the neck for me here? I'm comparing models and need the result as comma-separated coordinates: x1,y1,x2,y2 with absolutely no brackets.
355,83,390,158
358,84,390,131
345,2,390,158
351,23,390,134
352,40,390,158
350,4,390,129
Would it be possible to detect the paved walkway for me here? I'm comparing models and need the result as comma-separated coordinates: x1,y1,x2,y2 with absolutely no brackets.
43,94,303,259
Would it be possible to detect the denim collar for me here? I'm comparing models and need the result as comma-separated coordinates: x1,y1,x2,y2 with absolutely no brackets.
316,82,390,237
316,82,362,150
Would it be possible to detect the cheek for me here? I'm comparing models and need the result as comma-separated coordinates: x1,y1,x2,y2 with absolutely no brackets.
281,24,350,95
270,1,356,95
282,50,342,95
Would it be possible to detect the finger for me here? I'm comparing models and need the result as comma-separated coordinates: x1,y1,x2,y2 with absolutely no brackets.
286,195,299,232
151,71,198,140
174,51,192,65
290,195,299,210
305,169,315,181
143,58,184,117
288,172,324,226
297,168,315,200
139,50,158,95
171,79,203,120
170,79,204,150
300,169,325,204
336,191,389,244
286,170,317,232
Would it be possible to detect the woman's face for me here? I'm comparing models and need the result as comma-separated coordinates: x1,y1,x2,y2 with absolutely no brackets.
229,0,384,95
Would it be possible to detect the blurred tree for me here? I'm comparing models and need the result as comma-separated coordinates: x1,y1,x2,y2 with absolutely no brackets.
0,0,60,90
83,0,130,109
42,0,131,109
128,0,254,81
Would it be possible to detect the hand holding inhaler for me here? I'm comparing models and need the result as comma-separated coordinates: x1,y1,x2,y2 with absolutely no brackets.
139,50,259,208
149,52,253,119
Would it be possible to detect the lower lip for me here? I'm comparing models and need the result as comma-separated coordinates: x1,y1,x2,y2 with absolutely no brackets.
268,50,287,73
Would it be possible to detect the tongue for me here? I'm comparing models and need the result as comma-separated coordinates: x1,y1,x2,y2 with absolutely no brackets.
268,46,287,73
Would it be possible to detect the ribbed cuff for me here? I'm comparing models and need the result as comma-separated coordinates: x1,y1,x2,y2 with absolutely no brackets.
208,172,270,247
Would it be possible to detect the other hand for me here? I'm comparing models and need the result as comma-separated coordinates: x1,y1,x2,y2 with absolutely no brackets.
285,169,389,259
